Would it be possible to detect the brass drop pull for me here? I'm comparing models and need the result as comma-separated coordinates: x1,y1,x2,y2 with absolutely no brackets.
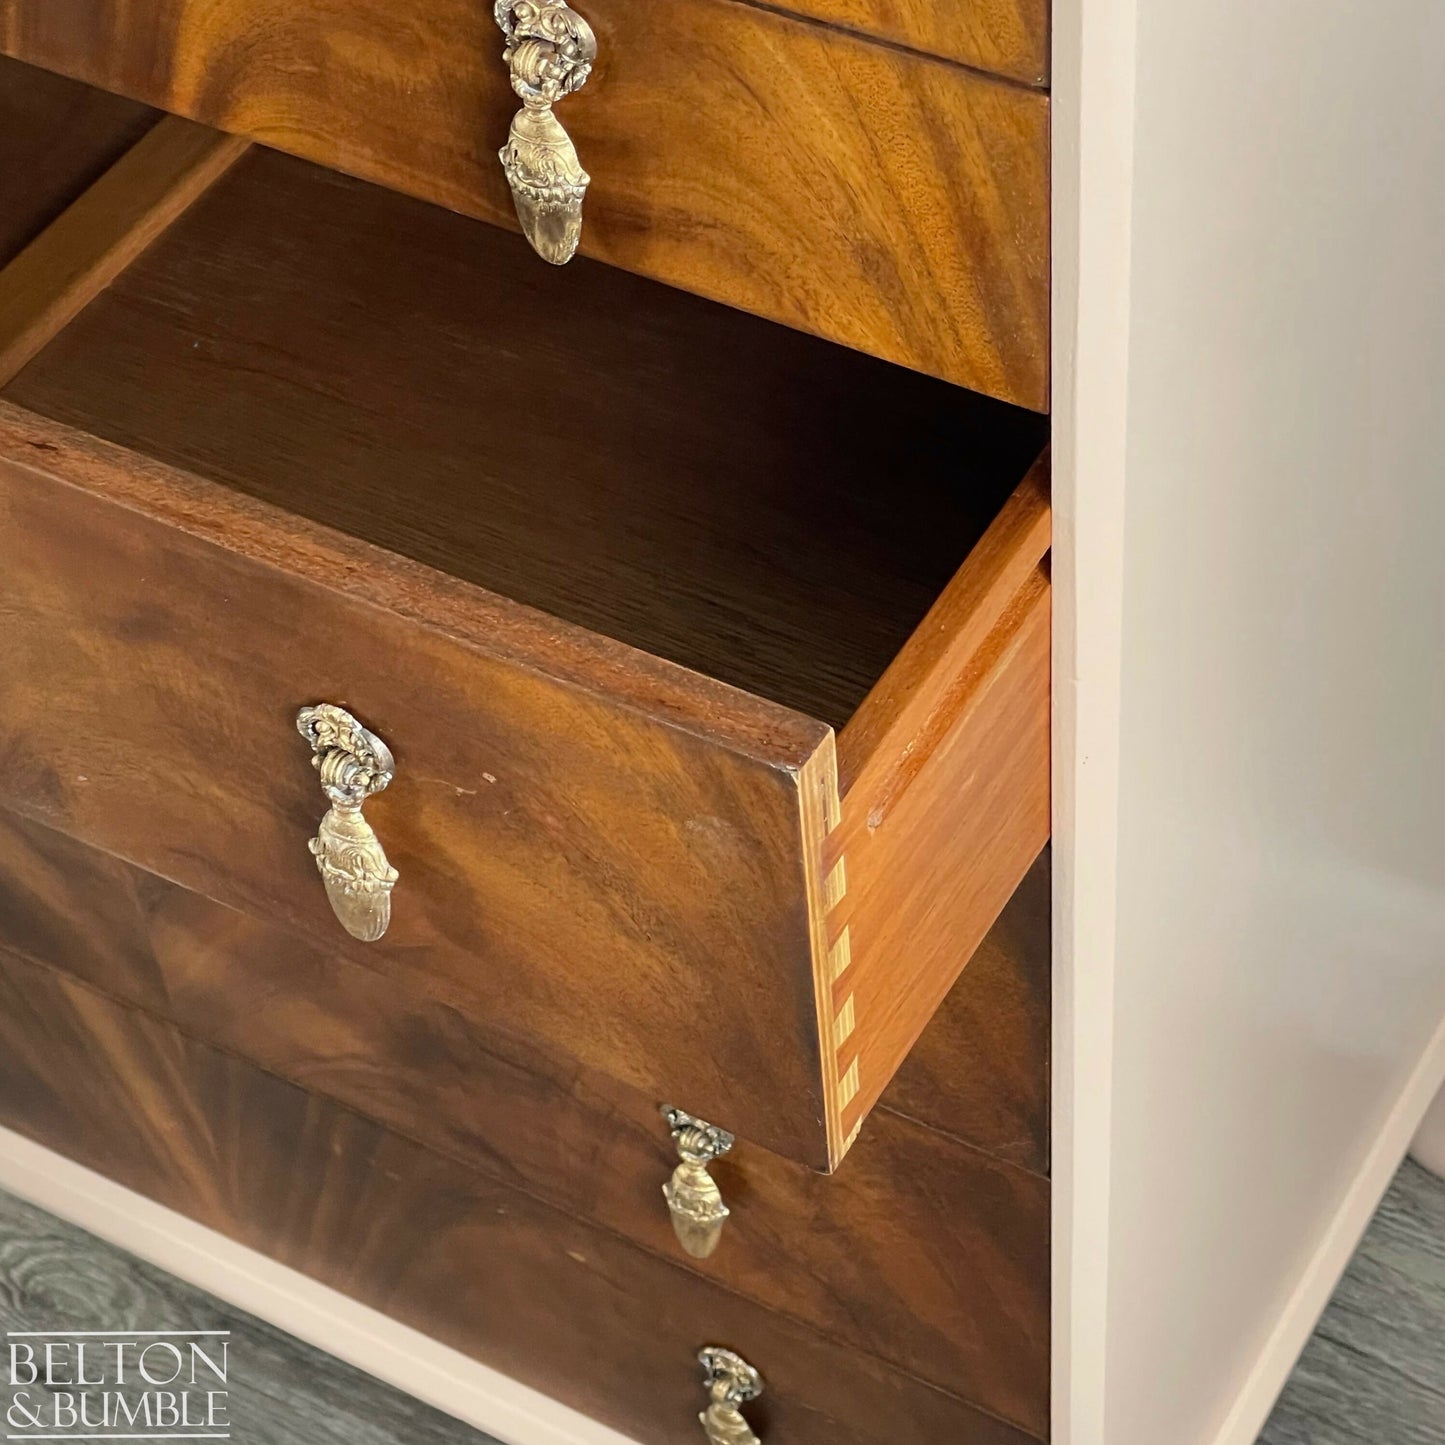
697,1347,763,1445
495,0,597,265
662,1106,735,1259
296,704,398,942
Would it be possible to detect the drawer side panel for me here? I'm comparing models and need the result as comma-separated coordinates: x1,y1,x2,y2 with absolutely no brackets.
827,461,1052,1154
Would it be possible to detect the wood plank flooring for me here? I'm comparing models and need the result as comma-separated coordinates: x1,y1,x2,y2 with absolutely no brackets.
1258,1159,1445,1445
0,1186,499,1445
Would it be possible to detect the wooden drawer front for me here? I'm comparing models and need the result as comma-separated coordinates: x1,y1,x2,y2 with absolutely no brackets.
0,0,1050,84
0,407,836,1167
0,0,1050,407
0,805,1050,1436
0,402,1048,1172
0,947,1042,1445
0,0,1048,85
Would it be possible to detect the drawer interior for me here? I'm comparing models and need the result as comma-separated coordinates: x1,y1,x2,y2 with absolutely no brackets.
0,56,156,263
3,142,1046,730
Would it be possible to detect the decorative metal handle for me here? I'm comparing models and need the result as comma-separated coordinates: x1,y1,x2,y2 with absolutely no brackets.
662,1106,735,1260
296,704,398,942
495,0,597,265
697,1348,763,1445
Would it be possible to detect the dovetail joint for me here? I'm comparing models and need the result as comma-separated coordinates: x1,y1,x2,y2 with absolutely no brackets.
819,765,857,1151
819,768,841,831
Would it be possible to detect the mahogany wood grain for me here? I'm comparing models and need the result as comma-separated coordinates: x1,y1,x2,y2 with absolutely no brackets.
786,0,1048,80
826,461,1051,1140
0,791,1051,1173
0,948,1044,1445
0,793,1048,1165
0,54,156,265
0,404,839,1169
4,145,1045,729
0,803,1049,1435
0,0,1048,83
0,115,248,383
0,0,1051,406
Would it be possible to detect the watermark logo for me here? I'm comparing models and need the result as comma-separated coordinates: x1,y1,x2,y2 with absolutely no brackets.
5,1331,230,1441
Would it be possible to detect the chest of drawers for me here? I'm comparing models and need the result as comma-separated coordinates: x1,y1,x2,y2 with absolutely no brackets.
0,13,1051,1439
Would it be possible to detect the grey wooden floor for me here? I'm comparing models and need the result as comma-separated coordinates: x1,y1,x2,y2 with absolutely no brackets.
1258,1159,1445,1445
0,1186,498,1445
0,1163,1439,1444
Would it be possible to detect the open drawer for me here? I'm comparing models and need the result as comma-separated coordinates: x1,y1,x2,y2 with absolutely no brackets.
0,62,1049,1171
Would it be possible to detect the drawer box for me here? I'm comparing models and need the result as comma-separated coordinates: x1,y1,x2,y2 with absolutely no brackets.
0,0,1049,406
0,805,1049,1436
0,90,1049,1171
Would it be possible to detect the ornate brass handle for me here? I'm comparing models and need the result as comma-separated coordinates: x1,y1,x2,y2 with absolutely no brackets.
697,1348,763,1445
296,704,398,943
495,0,597,265
662,1106,735,1260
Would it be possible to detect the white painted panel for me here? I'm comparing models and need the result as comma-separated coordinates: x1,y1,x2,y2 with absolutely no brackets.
1048,0,1137,1436
1054,2,1445,1441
